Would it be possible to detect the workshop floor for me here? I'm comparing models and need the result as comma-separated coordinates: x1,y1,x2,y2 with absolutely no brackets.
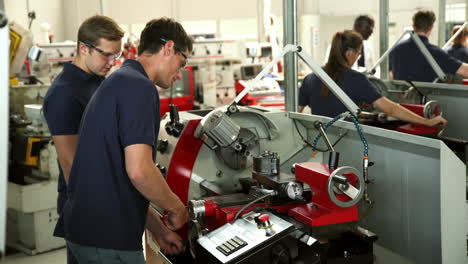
1,247,66,264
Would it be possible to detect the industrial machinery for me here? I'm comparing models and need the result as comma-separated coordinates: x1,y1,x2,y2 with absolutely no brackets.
7,102,63,255
6,15,63,255
146,45,467,263
9,20,33,86
184,108,376,263
153,105,466,264
32,42,76,83
234,64,284,111
363,30,468,165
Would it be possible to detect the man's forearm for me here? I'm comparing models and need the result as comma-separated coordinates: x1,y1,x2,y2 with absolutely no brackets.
129,162,184,212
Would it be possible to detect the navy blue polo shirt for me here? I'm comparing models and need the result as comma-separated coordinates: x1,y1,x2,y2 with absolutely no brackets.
42,62,103,237
447,44,468,63
390,35,462,82
299,69,382,118
62,59,160,250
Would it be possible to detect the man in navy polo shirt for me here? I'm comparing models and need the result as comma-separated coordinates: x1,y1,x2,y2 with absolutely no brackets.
43,15,124,264
62,17,193,263
389,9,468,82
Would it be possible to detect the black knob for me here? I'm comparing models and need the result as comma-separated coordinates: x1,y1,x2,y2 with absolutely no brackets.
157,139,168,154
156,163,167,177
171,123,184,137
165,124,174,135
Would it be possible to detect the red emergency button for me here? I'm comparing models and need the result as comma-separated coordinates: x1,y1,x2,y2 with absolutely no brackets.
259,214,270,222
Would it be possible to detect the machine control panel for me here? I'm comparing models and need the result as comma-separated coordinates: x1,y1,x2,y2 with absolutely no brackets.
196,210,294,263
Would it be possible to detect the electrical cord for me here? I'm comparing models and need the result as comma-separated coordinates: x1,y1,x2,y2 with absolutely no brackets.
234,193,274,220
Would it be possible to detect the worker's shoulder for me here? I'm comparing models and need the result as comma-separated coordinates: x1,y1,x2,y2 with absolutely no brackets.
104,67,153,91
44,72,79,101
344,69,367,81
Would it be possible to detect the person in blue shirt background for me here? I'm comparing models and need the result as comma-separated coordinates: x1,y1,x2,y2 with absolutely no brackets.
389,9,468,82
299,30,447,128
447,25,468,63
43,15,124,264
61,17,193,263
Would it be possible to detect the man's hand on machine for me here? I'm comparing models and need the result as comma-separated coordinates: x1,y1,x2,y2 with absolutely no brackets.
164,204,188,231
149,226,186,255
426,116,448,128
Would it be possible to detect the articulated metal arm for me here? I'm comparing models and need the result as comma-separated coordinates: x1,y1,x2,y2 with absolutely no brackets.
229,44,360,117
410,33,447,82
368,30,412,76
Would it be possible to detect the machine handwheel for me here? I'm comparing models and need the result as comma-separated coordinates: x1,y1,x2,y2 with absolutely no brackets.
327,166,365,208
423,100,442,119
423,100,445,137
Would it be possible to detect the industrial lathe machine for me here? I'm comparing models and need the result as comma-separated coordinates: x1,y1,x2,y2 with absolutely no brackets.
154,105,466,264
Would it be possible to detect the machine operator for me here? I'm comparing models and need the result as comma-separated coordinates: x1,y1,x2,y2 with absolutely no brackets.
298,30,447,129
389,9,468,82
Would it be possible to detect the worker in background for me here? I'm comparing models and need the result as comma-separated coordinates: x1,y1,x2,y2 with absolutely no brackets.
389,10,468,82
324,15,377,75
353,15,377,74
42,15,124,264
447,25,468,63
61,17,192,263
298,30,447,129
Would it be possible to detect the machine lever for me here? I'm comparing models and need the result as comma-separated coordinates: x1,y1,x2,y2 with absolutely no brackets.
338,184,360,199
314,121,334,152
332,174,348,185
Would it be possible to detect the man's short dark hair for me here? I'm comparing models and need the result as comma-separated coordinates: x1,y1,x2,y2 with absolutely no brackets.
137,17,193,56
413,10,436,33
353,15,375,40
77,15,124,53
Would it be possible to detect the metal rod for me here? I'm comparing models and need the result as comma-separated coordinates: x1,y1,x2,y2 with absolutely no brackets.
442,21,468,50
379,0,389,79
315,122,335,152
438,0,446,47
368,30,411,76
297,49,360,116
283,0,298,112
411,32,447,81
99,0,105,15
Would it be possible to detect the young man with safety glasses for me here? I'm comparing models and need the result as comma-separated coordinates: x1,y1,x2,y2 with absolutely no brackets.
43,15,124,264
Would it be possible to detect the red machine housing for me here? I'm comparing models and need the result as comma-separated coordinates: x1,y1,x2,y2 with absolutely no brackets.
194,162,360,232
289,162,358,226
